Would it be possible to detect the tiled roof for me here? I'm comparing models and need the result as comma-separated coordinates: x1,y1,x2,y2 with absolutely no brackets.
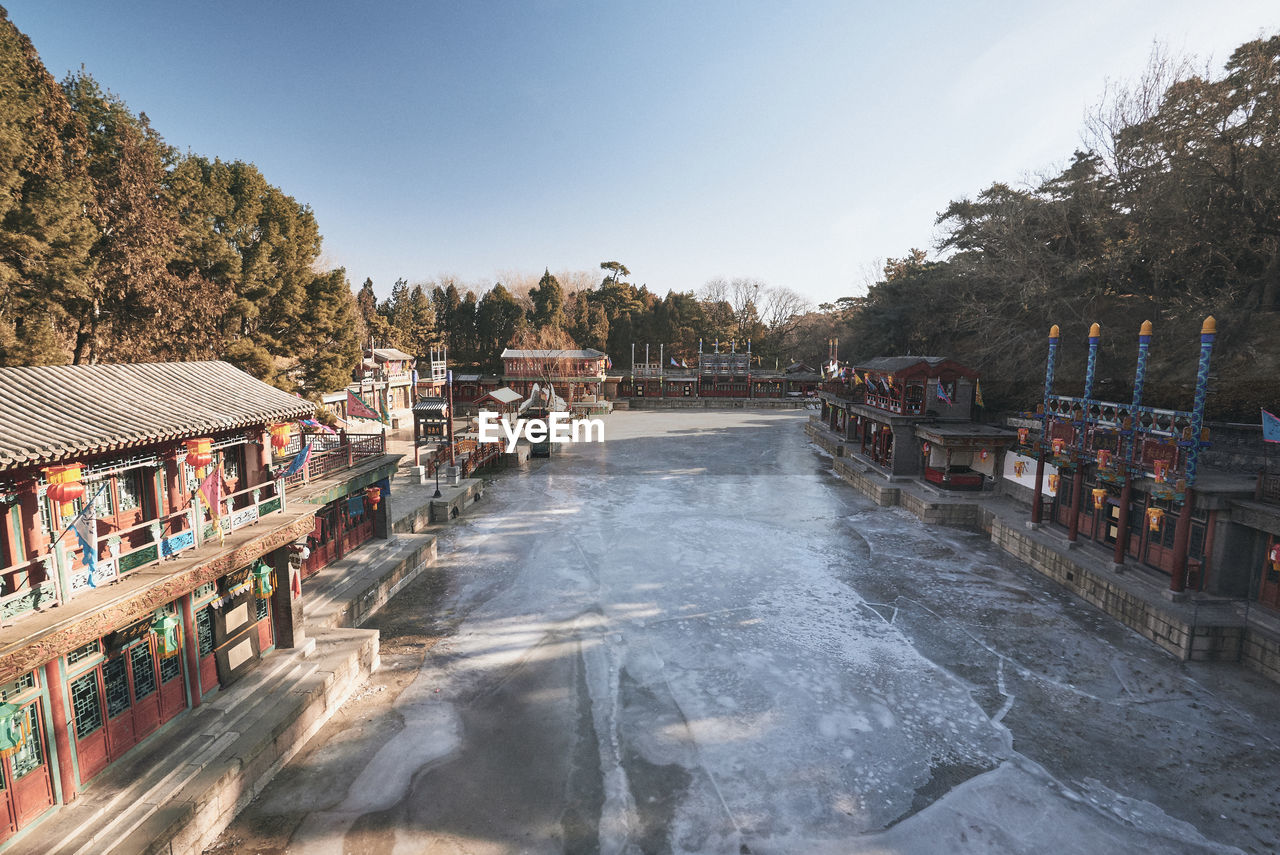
0,361,314,471
371,347,414,362
500,349,606,359
856,356,948,373
479,387,523,404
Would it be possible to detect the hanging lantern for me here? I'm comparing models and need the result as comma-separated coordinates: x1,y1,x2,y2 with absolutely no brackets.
1013,460,1026,477
45,463,86,517
1096,449,1112,469
251,561,275,599
1147,507,1165,532
365,486,382,510
1270,543,1280,571
1052,438,1065,455
150,613,183,659
1017,427,1029,445
979,448,989,461
0,703,30,759
269,423,293,451
921,442,931,456
1152,459,1167,483
1048,473,1060,493
185,437,213,470
1092,488,1107,510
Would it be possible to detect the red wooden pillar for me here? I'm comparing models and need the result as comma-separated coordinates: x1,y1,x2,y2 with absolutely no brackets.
164,452,184,516
17,479,46,561
42,660,77,804
1031,455,1046,524
1067,466,1085,541
1169,488,1195,593
180,593,203,709
1112,475,1133,565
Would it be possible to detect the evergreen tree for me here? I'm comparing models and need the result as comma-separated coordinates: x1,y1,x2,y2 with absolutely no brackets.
529,268,565,329
0,10,94,365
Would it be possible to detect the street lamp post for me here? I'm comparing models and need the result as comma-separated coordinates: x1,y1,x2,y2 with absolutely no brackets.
433,439,443,499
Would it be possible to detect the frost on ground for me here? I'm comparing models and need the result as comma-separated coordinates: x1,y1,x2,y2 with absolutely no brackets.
216,411,1280,855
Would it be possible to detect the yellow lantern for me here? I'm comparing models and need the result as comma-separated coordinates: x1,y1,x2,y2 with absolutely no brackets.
45,463,86,518
1052,438,1065,455
1017,427,1029,445
1152,459,1167,483
269,423,293,451
1013,460,1026,477
1092,488,1107,510
1147,507,1165,532
1048,473,1060,493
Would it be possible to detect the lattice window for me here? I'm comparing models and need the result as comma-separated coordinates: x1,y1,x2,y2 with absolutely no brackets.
194,581,216,602
71,673,104,739
131,644,156,700
196,608,214,657
159,651,181,683
0,672,35,701
117,471,142,512
67,640,102,667
256,596,269,621
10,706,42,779
104,657,131,718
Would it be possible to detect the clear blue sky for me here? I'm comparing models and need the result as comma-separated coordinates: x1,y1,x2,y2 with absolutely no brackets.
7,1,1277,305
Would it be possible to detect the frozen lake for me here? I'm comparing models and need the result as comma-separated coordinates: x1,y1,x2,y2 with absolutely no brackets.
223,410,1280,854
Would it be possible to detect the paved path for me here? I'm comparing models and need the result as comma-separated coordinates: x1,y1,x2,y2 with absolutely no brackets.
214,411,1280,854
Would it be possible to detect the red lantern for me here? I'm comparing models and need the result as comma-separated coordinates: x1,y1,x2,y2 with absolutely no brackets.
921,442,931,456
185,437,213,470
1017,427,1029,445
270,423,292,451
1096,449,1112,469
45,464,86,516
365,486,381,510
979,448,989,461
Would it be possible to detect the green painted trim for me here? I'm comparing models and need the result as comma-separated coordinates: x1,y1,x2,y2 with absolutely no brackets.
301,459,400,506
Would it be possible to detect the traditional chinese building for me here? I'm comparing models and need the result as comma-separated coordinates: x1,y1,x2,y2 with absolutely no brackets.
500,348,607,404
0,362,398,845
619,342,817,401
817,356,1011,482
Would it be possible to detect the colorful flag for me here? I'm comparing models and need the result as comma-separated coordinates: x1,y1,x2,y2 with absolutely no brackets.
346,389,379,420
70,485,109,588
1263,408,1280,443
282,441,313,478
975,380,985,408
378,389,391,424
937,382,954,406
671,357,680,367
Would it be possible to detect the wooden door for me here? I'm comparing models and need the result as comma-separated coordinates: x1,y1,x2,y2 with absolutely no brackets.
69,669,110,782
195,606,219,694
103,655,136,756
0,766,15,843
127,641,162,740
1259,538,1280,609
255,597,274,652
157,646,187,724
8,704,53,826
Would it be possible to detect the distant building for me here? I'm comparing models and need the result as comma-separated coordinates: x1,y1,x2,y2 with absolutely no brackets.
500,349,607,404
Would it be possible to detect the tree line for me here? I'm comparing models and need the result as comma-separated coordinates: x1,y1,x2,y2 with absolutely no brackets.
0,9,362,394
806,36,1280,421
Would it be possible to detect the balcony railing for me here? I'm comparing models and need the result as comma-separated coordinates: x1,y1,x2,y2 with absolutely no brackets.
281,432,388,489
0,478,289,625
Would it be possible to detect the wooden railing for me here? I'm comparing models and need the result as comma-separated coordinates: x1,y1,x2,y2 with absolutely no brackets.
0,479,289,624
283,432,387,488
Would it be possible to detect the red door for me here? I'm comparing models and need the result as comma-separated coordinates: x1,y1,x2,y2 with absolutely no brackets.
103,655,136,756
255,597,274,652
128,642,162,740
157,647,187,724
69,669,110,783
195,606,220,695
1259,538,1280,610
7,704,54,828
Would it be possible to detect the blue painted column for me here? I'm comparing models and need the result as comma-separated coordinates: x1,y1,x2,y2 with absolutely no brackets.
1114,321,1152,566
1032,324,1060,524
1069,323,1101,541
1170,317,1216,593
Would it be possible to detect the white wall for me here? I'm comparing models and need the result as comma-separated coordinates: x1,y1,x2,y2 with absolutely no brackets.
1003,451,1058,495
